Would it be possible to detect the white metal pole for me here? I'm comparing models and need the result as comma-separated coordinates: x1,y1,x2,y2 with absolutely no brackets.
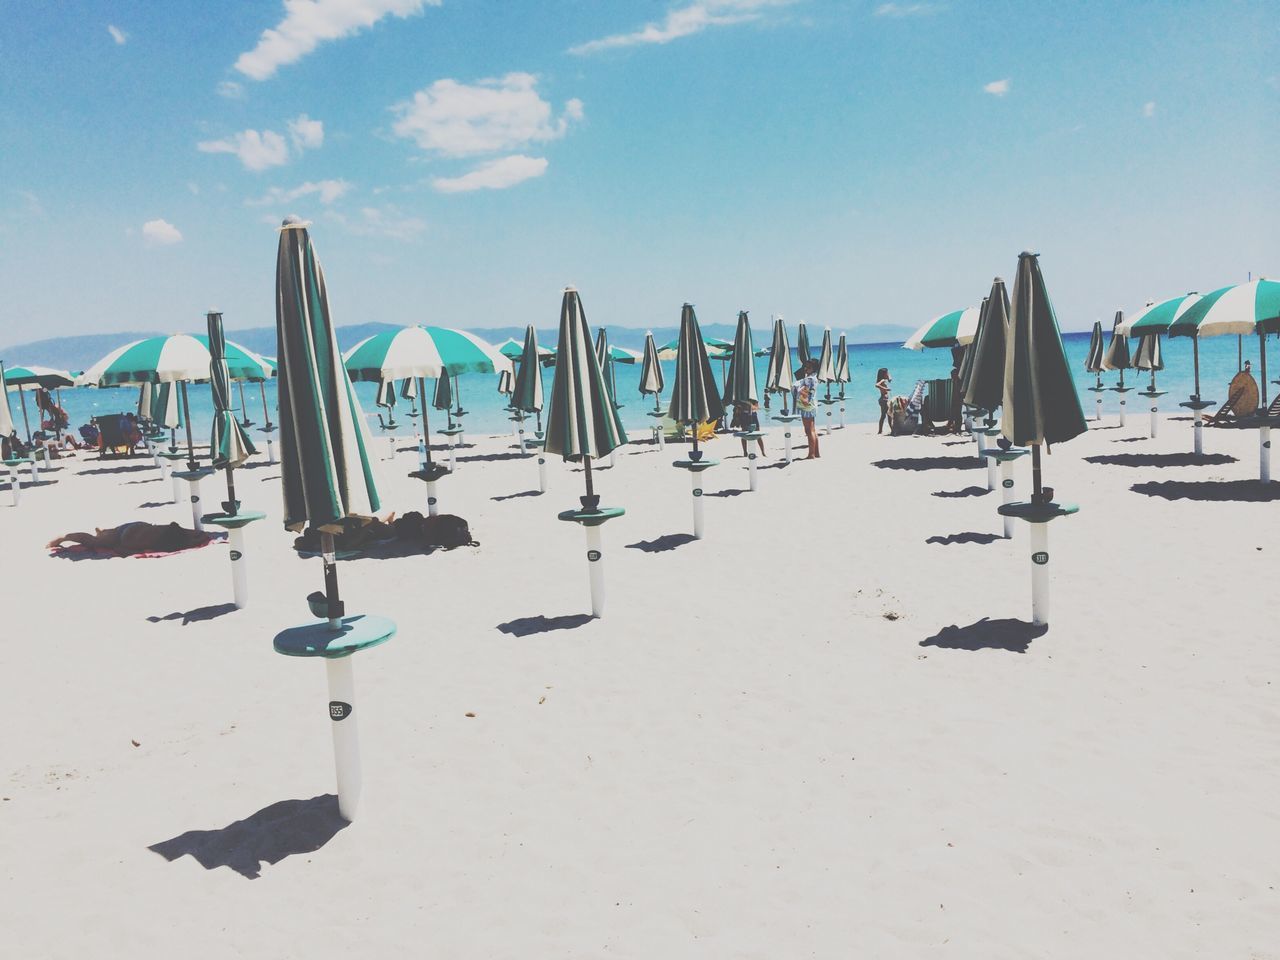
150,441,162,470
824,408,832,435
585,524,605,618
447,441,456,472
537,452,547,493
1149,403,1158,439
1193,414,1204,456
986,454,997,492
188,478,205,532
691,470,705,539
517,421,527,455
839,402,845,428
171,470,183,507
325,657,362,822
387,433,396,460
657,425,664,449
425,480,439,517
1095,395,1103,421
228,527,249,609
417,436,427,471
747,451,758,491
1030,522,1050,626
8,466,19,507
783,426,793,464
1000,460,1016,539
1261,425,1272,483
1118,396,1126,428
265,436,276,465
609,449,617,469
974,429,986,460
29,458,39,484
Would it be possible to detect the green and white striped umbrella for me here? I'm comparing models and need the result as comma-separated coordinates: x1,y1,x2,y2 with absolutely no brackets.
1169,280,1280,339
137,382,153,419
722,311,759,407
499,336,554,363
275,217,380,533
152,381,182,431
1084,320,1105,373
544,287,627,486
964,280,1010,413
1133,332,1163,387
796,322,813,365
254,356,278,380
208,311,257,512
376,376,399,411
1116,293,1202,336
595,328,618,408
765,316,794,407
399,376,417,402
1002,252,1087,450
0,362,16,438
639,331,664,402
1101,312,1131,374
904,305,982,350
657,335,731,361
80,335,271,386
3,365,76,388
667,303,725,442
834,333,850,396
816,328,836,383
431,371,455,430
344,325,510,381
512,325,545,415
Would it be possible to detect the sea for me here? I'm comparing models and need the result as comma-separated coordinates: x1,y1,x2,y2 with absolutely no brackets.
11,331,1268,444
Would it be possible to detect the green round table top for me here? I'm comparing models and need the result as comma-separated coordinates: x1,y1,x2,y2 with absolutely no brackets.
646,410,666,419
1087,385,1109,392
202,509,266,529
172,467,216,481
1180,398,1216,411
979,426,1003,436
558,505,625,526
772,414,801,422
673,458,719,471
997,500,1079,522
1138,389,1167,398
274,614,397,659
157,450,188,460
438,427,465,437
409,463,451,482
257,425,277,433
3,457,32,466
734,430,766,439
1112,386,1134,393
523,437,545,447
984,447,1029,462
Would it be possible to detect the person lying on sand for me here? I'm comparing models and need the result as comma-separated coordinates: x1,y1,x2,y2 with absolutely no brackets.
48,522,211,557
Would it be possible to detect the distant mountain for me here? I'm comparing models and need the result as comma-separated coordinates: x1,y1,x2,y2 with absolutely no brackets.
2,321,918,370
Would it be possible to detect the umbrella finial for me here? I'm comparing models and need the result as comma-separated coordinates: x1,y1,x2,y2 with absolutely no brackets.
280,215,312,230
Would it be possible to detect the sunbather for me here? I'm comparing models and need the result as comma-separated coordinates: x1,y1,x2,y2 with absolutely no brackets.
47,522,211,556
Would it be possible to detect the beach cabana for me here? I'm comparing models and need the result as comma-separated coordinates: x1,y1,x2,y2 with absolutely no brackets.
764,317,798,462
547,288,628,617
723,311,764,490
1084,320,1106,421
639,331,666,448
1101,311,1133,427
997,253,1088,626
668,303,725,539
271,217,391,824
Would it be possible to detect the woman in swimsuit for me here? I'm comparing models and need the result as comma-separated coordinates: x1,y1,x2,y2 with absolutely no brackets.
876,368,892,434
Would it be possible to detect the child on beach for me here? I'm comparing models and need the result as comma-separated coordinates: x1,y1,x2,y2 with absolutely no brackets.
876,368,892,434
794,360,820,459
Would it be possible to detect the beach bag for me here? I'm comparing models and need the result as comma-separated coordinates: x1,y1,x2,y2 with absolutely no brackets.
421,513,477,550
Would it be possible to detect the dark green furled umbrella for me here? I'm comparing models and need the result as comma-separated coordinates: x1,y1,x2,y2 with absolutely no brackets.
1002,252,1088,497
958,298,988,405
1101,311,1132,388
432,370,455,430
375,375,399,426
1132,332,1163,388
1084,318,1106,420
639,330,665,410
512,324,545,429
545,287,627,508
722,311,759,407
208,310,257,514
275,216,380,622
765,317,794,414
964,279,1010,416
667,302,724,459
816,326,835,395
400,374,418,410
796,321,813,366
594,327,625,410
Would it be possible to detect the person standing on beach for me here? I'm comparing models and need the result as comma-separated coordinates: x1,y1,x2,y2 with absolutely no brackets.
794,360,820,459
876,368,892,434
731,399,767,458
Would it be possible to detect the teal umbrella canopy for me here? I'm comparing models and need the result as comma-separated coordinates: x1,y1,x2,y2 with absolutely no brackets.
79,334,271,386
544,287,627,465
0,362,16,438
512,325,545,414
639,331,664,399
1002,252,1088,449
208,311,257,477
1084,320,1105,373
1117,294,1201,336
764,317,794,404
344,325,510,381
1169,280,1280,339
964,281,1009,413
3,365,75,388
274,217,380,533
667,303,725,428
904,306,982,350
722,311,759,407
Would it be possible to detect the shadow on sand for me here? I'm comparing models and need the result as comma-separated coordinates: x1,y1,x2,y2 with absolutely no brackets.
491,490,541,501
149,794,348,879
458,452,526,464
1130,479,1280,503
873,456,983,472
497,613,593,637
78,463,155,476
626,533,696,553
704,488,747,497
1085,452,1237,468
147,603,238,625
925,532,1003,546
921,618,1047,653
932,486,989,499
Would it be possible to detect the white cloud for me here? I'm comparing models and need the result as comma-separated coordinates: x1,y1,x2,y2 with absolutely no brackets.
570,0,794,55
330,205,425,240
1142,101,1156,118
142,219,183,245
391,74,582,158
235,0,440,81
248,179,353,205
198,129,291,171
874,2,942,16
217,80,245,99
433,155,548,194
983,78,1010,96
288,114,325,149
107,24,127,45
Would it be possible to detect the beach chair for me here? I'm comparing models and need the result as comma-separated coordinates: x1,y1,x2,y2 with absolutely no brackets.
890,381,926,435
921,378,954,433
93,415,136,458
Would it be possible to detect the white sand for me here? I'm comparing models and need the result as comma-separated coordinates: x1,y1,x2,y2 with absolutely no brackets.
3,415,1278,958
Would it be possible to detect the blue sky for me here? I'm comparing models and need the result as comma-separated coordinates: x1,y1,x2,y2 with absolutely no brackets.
1,0,1276,342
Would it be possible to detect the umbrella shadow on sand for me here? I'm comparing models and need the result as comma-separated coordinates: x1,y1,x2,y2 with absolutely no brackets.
1130,479,1280,503
497,614,593,637
873,456,983,472
148,794,348,880
138,501,171,509
147,603,237,625
925,532,1002,546
1085,452,1237,468
626,534,696,553
459,452,527,464
921,618,1047,653
932,486,989,499
704,488,747,497
78,463,156,476
491,490,541,502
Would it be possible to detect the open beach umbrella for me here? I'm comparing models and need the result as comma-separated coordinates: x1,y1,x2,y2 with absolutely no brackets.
964,279,1011,415
765,317,795,414
4,365,75,440
1170,280,1280,399
208,310,257,516
904,305,982,350
80,334,271,387
668,303,724,456
344,326,509,380
544,287,627,507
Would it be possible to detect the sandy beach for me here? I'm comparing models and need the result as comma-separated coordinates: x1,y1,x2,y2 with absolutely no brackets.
3,416,1277,958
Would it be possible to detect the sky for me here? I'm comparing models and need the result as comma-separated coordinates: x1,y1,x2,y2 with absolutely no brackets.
1,0,1276,344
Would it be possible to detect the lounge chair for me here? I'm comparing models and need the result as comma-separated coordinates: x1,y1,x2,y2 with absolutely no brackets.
921,378,955,433
890,380,926,435
93,415,138,459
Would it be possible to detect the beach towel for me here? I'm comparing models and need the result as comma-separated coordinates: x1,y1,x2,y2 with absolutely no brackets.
50,532,224,560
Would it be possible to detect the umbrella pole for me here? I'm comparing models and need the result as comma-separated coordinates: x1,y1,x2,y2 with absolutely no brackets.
180,381,197,470
581,455,598,510
1192,336,1205,457
223,464,238,515
259,381,276,464
1260,330,1271,483
178,381,206,530
417,377,429,470
18,386,30,441
55,388,63,439
237,380,252,427
321,531,345,625
1031,444,1044,503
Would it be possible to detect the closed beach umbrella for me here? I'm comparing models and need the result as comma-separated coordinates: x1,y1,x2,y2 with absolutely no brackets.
796,322,813,366
375,376,399,420
667,303,725,456
834,333,850,394
0,361,16,439
1133,333,1163,378
958,298,988,405
964,279,1011,415
432,370,454,427
137,382,153,420
639,331,665,407
816,327,835,388
208,310,257,513
722,311,759,407
497,369,513,397
1101,312,1131,377
152,381,182,432
765,317,795,413
904,305,982,350
545,287,627,505
594,328,619,408
512,325,546,418
1085,321,1105,374
399,375,417,404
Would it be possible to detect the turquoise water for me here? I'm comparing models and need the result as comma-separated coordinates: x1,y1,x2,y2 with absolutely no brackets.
17,331,1270,443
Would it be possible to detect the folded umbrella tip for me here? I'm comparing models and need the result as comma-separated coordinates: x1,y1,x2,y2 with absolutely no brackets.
1018,251,1038,259
279,214,312,230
